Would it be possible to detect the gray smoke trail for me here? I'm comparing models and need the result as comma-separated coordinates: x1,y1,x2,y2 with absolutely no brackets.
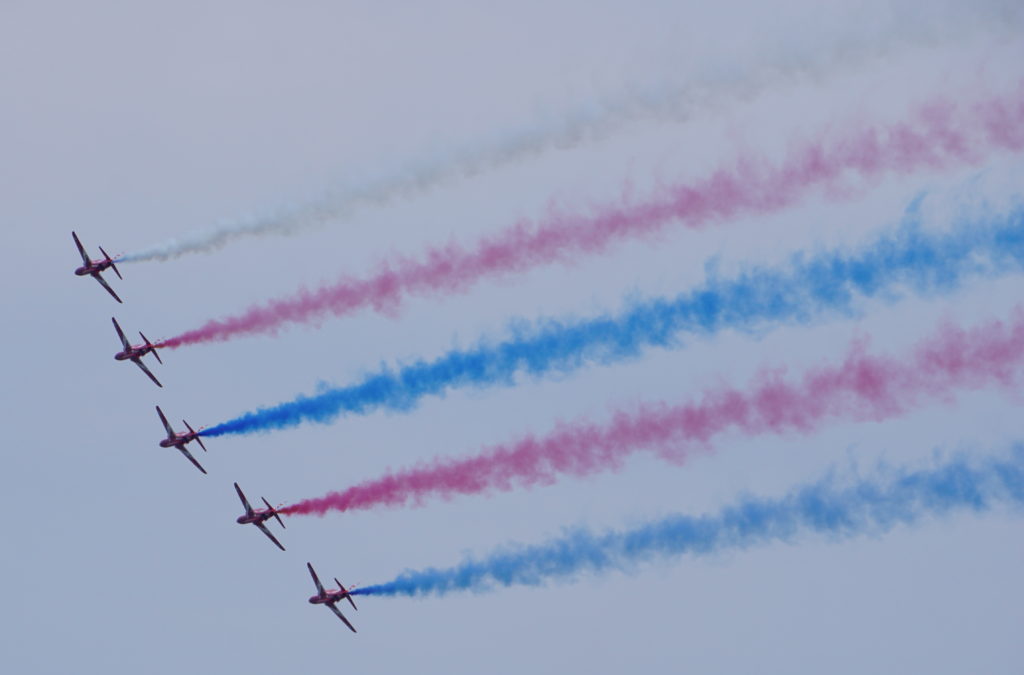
121,3,1022,263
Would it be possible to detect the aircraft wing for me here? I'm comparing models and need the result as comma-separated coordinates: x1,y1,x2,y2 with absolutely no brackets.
307,562,326,596
255,522,286,551
72,231,90,265
133,358,163,388
234,482,254,513
156,406,176,439
327,602,357,633
93,272,122,303
177,445,207,475
112,317,131,350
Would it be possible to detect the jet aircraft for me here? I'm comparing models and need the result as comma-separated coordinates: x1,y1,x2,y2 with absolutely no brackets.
72,231,123,303
155,405,207,474
234,482,286,551
112,317,163,387
306,562,357,633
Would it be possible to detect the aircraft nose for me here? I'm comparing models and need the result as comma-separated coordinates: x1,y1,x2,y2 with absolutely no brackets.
236,516,245,524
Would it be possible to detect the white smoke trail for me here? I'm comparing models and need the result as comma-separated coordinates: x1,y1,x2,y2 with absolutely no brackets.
121,2,1023,263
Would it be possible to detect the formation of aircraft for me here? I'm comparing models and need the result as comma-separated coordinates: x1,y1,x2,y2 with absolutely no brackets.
234,482,287,551
112,317,163,387
156,405,207,474
78,232,361,633
73,231,123,303
307,563,358,633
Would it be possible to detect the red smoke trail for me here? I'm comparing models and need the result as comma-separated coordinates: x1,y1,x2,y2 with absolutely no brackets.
160,88,1024,349
280,310,1024,516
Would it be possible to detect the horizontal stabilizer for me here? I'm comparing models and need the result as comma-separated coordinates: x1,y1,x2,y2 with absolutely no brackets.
184,420,207,452
336,579,357,610
140,332,162,364
100,247,122,279
263,497,285,528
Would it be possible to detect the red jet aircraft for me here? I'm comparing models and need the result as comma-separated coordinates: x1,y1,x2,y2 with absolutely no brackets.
72,231,123,303
156,405,207,474
234,482,286,551
112,317,163,387
307,562,358,633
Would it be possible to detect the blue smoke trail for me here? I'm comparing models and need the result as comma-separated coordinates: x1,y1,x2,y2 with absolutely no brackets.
203,201,1024,437
352,448,1024,598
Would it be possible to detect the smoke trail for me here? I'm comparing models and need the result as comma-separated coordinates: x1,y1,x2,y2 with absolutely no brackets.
350,449,1024,598
281,311,1024,516
158,87,1024,348
202,201,1024,437
119,7,1021,264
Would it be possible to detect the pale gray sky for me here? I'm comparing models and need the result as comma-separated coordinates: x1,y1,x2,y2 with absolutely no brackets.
1,2,1022,673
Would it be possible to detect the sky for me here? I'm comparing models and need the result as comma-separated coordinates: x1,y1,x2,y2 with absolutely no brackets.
1,1,1022,673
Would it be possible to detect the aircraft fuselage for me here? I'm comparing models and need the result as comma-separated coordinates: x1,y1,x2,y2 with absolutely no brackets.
115,346,150,361
237,510,274,525
160,434,192,448
309,590,349,605
75,261,111,276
